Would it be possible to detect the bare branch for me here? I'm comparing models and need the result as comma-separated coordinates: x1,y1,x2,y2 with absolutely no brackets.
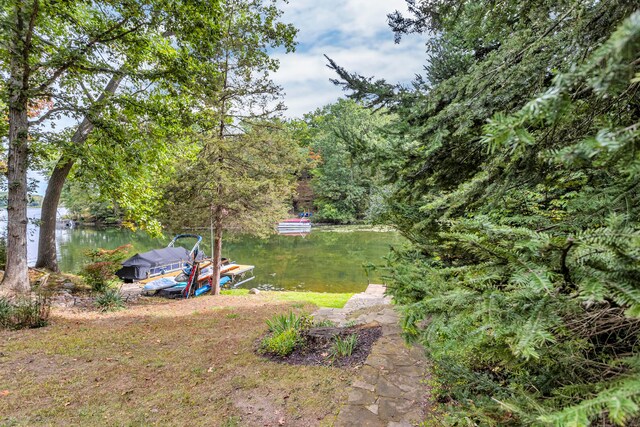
28,107,69,125
32,16,136,94
79,80,95,103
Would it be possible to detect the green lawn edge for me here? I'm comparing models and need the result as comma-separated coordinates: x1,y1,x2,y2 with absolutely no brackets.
220,289,354,309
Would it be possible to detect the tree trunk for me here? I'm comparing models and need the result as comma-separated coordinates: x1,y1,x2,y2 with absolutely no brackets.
211,206,223,295
2,105,30,295
35,74,123,271
1,3,34,295
34,158,74,271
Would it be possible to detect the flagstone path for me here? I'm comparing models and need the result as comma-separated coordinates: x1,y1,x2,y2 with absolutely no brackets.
314,284,438,427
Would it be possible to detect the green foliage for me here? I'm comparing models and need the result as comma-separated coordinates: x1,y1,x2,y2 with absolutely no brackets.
303,99,394,223
266,311,312,334
162,123,303,236
94,289,125,312
330,333,358,358
80,245,131,293
333,2,640,425
260,328,302,357
261,311,310,356
161,0,299,243
0,236,6,271
313,319,337,328
0,296,51,329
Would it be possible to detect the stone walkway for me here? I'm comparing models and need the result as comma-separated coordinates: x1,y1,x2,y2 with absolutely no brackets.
314,284,435,427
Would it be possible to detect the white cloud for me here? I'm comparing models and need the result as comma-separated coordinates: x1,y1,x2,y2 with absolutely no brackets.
274,0,427,117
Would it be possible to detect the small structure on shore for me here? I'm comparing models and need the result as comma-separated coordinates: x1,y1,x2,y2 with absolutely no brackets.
277,217,311,235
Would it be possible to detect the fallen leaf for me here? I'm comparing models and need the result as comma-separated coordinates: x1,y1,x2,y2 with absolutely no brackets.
207,366,215,373
278,418,285,425
0,390,10,397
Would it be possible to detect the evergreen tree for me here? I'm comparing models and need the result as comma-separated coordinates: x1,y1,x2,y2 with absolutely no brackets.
161,0,298,294
331,1,639,425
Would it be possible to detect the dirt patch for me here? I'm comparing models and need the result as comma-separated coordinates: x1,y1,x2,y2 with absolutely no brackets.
0,296,351,426
261,324,382,368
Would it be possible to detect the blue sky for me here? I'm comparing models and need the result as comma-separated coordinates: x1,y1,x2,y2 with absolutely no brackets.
272,0,427,117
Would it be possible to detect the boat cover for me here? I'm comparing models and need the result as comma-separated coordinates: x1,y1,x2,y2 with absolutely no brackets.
116,247,202,281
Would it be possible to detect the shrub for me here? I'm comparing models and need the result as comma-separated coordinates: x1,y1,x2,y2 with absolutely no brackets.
95,289,124,312
266,311,312,334
81,245,131,292
260,311,311,356
82,261,116,292
0,295,51,329
260,328,301,356
330,334,358,358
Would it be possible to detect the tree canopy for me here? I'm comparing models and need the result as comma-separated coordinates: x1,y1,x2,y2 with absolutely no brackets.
298,99,393,223
331,0,640,425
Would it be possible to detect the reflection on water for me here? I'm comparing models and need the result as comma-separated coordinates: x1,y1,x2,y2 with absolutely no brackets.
1,208,405,293
0,207,70,265
56,228,404,293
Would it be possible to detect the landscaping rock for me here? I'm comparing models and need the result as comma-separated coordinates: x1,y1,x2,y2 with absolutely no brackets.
62,282,75,290
326,284,437,425
249,288,260,294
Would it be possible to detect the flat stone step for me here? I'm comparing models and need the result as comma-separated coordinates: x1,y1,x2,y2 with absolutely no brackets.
313,285,436,425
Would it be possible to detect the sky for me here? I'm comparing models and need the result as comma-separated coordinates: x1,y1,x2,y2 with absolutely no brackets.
272,0,427,118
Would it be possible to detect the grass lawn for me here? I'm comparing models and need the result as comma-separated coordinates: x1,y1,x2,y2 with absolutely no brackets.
0,293,356,426
221,290,354,309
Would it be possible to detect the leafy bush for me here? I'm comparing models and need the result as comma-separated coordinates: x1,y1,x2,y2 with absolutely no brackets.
260,328,301,356
81,245,131,292
0,295,51,329
330,334,358,358
266,311,312,334
261,311,311,356
94,289,124,312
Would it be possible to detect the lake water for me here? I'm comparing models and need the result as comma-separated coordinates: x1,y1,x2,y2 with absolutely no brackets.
3,209,405,293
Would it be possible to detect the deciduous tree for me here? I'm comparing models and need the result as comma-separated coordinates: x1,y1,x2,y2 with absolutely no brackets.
0,0,223,292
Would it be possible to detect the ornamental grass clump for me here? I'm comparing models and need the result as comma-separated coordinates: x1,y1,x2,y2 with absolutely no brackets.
0,295,51,329
266,311,312,334
261,311,310,357
330,333,358,358
94,289,125,312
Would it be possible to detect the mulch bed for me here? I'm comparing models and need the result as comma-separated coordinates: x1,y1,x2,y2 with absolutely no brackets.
260,324,382,368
